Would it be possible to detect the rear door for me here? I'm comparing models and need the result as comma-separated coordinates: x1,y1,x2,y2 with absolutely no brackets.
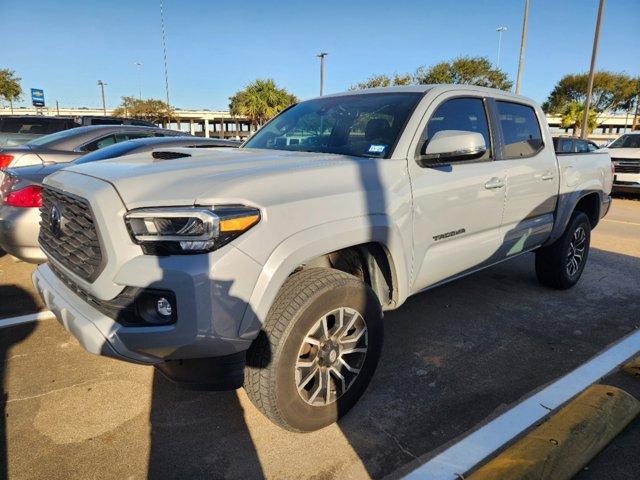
496,101,558,255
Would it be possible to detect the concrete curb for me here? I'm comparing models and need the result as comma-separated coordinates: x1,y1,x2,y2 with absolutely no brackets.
467,384,640,480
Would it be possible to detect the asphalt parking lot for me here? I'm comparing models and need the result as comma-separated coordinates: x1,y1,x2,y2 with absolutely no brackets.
0,197,639,480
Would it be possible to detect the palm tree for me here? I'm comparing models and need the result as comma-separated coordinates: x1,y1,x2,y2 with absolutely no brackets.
229,79,297,129
560,101,597,136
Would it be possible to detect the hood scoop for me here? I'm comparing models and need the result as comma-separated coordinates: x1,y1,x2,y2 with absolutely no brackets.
152,150,192,161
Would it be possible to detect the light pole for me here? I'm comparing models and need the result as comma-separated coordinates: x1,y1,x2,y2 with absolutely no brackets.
317,52,328,96
97,80,107,116
581,0,605,139
496,26,507,69
515,0,529,94
134,61,143,100
159,0,171,106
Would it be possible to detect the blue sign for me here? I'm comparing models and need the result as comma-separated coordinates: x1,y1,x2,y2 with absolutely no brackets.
31,88,45,107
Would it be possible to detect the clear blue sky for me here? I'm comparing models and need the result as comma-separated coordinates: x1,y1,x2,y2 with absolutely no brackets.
1,0,638,110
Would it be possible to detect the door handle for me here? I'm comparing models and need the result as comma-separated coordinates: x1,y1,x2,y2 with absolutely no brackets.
484,177,505,189
541,171,555,181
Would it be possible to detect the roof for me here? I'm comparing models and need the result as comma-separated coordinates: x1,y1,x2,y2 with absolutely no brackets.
312,84,536,105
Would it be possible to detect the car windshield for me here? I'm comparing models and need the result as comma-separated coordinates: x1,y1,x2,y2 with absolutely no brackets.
74,141,140,164
608,134,640,149
24,127,84,146
243,92,423,158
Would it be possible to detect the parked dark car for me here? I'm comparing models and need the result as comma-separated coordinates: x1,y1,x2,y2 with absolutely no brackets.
0,115,156,147
552,136,600,154
0,124,186,168
0,135,239,262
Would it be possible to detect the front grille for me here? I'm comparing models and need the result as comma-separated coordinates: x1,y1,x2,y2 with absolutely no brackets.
39,187,104,282
614,164,640,174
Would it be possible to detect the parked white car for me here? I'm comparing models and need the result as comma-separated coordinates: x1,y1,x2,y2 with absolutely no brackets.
32,85,613,431
602,132,640,193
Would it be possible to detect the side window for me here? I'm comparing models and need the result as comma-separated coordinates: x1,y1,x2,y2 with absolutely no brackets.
576,140,589,153
115,132,152,142
425,97,492,160
496,101,543,158
587,142,598,152
561,139,574,153
81,134,117,152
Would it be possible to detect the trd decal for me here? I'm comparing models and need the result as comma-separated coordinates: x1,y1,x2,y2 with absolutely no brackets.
433,228,466,241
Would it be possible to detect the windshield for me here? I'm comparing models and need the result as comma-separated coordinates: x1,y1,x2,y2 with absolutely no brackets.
608,134,640,149
74,141,140,164
243,92,423,158
24,127,84,147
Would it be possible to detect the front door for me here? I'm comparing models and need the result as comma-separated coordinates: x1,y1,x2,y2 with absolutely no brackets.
409,94,507,292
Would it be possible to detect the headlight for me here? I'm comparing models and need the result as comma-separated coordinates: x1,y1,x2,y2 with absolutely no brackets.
125,206,260,255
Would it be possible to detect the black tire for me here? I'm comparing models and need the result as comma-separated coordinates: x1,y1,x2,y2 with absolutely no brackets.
244,267,383,432
535,211,591,290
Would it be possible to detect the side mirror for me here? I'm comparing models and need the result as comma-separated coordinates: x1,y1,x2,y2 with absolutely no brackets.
417,130,487,167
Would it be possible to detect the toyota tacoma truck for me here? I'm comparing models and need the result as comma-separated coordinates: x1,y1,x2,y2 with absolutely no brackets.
32,85,613,432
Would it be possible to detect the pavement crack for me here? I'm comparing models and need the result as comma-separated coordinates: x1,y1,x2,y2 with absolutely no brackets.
367,415,418,460
540,402,553,412
6,375,112,404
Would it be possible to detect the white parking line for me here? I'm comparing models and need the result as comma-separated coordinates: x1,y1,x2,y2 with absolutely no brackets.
402,328,640,480
603,218,640,227
0,310,56,328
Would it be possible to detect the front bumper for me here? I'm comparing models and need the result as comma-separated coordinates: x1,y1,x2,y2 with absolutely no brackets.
612,172,640,193
0,205,46,263
33,244,263,365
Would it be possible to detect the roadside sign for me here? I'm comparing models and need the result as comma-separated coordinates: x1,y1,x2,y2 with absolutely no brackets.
31,88,45,107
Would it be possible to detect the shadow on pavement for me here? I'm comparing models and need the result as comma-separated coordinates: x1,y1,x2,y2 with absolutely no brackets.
0,286,37,479
336,247,640,479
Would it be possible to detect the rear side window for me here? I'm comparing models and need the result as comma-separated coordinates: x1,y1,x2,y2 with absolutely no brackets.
81,134,117,152
425,97,492,160
560,138,574,153
496,101,543,158
576,140,590,153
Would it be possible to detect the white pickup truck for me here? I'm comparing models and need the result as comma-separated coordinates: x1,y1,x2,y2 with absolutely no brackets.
32,85,613,431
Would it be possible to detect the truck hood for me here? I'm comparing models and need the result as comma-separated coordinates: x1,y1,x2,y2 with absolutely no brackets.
47,148,386,209
602,148,640,160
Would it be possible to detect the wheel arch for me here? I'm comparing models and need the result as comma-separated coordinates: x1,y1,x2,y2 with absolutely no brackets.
545,189,603,246
238,216,409,340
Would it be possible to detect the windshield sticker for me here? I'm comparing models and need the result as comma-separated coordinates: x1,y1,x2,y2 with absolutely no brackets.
368,144,387,154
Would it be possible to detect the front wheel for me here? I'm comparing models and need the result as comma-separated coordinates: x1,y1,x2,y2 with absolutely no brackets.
244,268,383,432
535,211,591,290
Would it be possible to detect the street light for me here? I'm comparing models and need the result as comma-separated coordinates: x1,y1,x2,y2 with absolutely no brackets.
317,52,328,96
134,61,143,100
496,26,508,69
515,0,529,94
159,0,171,106
581,0,605,140
97,80,107,116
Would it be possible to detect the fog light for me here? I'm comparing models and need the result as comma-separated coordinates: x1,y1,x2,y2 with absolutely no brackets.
156,297,173,317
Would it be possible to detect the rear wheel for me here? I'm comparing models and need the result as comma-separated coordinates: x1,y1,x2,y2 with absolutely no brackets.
535,211,591,290
244,268,383,432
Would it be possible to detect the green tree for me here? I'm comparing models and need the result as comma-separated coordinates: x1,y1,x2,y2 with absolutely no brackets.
0,69,22,113
415,56,512,91
542,72,639,118
113,96,174,124
350,72,413,90
229,79,297,127
559,101,597,136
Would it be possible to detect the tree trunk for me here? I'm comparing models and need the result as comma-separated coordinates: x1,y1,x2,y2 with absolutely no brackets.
9,99,13,114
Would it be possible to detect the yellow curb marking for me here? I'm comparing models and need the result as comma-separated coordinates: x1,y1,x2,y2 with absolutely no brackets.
467,384,640,480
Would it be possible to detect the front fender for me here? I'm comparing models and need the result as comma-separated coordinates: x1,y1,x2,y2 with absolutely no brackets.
237,215,409,340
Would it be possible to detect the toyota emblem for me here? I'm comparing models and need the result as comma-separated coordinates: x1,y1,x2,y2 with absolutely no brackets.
50,204,62,237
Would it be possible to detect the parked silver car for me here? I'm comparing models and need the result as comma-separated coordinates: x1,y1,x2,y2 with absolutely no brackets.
0,136,238,262
0,124,186,169
0,115,156,147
